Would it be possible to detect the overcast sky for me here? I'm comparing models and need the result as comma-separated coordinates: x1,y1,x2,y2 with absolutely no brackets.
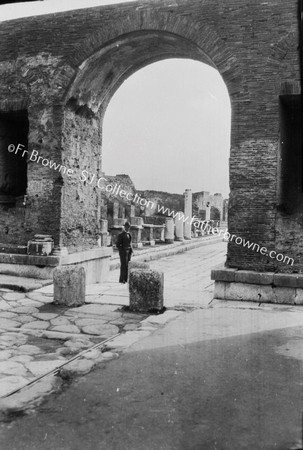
1,0,231,197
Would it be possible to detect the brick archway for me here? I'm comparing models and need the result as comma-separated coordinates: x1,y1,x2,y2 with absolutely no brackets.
61,25,243,252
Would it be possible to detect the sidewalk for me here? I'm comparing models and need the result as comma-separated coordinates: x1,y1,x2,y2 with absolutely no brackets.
0,234,221,292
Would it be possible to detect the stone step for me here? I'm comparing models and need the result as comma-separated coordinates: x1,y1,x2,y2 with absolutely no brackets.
0,244,27,255
0,275,52,292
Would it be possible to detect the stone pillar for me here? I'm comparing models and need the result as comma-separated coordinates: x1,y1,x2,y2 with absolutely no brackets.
160,226,165,242
130,225,143,248
130,205,135,219
100,219,108,246
184,189,192,240
165,217,174,244
53,265,86,307
144,225,155,246
129,269,164,312
174,212,184,241
121,206,125,219
205,202,211,221
113,201,119,226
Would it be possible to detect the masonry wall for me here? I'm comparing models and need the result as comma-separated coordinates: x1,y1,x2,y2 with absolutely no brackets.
60,105,103,252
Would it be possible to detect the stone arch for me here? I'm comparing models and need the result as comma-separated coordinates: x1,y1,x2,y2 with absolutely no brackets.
64,15,250,108
60,18,244,250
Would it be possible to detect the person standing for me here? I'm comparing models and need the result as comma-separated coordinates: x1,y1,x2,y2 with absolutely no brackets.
116,221,133,283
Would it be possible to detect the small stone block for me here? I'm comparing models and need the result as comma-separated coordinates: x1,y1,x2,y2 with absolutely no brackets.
295,289,303,305
129,269,164,312
235,270,260,284
211,268,237,282
259,272,274,285
272,286,296,304
273,273,298,288
53,265,85,307
213,281,226,299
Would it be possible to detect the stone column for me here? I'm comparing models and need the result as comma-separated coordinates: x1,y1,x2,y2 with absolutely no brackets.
174,212,184,241
184,189,192,240
165,217,174,244
205,202,211,221
130,205,135,219
100,219,108,246
113,201,119,226
130,225,143,248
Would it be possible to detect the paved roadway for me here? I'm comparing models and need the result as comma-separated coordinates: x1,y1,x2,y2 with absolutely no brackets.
0,240,302,449
108,239,227,308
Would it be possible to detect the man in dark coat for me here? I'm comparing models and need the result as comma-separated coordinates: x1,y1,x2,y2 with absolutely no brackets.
116,221,133,283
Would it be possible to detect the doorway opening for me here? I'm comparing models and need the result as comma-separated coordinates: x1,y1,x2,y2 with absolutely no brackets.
0,110,28,202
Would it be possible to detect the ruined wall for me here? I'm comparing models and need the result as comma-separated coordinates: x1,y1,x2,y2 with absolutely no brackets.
60,105,102,252
193,192,225,221
138,190,183,216
104,174,136,228
0,50,74,246
223,199,228,222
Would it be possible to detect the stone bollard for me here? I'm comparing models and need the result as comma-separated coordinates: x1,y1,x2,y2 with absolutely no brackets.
53,265,86,307
129,269,164,312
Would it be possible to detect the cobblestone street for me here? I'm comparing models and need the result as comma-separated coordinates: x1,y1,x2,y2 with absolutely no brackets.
0,239,225,408
0,238,303,449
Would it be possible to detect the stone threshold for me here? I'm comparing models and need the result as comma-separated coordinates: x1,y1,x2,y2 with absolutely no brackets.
211,267,303,305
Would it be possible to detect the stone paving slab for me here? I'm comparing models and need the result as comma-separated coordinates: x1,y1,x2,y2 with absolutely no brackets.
0,285,184,408
0,241,227,411
0,274,52,292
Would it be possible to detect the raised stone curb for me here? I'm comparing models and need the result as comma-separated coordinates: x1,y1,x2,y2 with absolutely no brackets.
107,330,152,350
212,267,303,305
140,310,183,325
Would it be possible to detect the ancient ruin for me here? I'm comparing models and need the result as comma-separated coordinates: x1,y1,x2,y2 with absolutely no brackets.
0,0,301,302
